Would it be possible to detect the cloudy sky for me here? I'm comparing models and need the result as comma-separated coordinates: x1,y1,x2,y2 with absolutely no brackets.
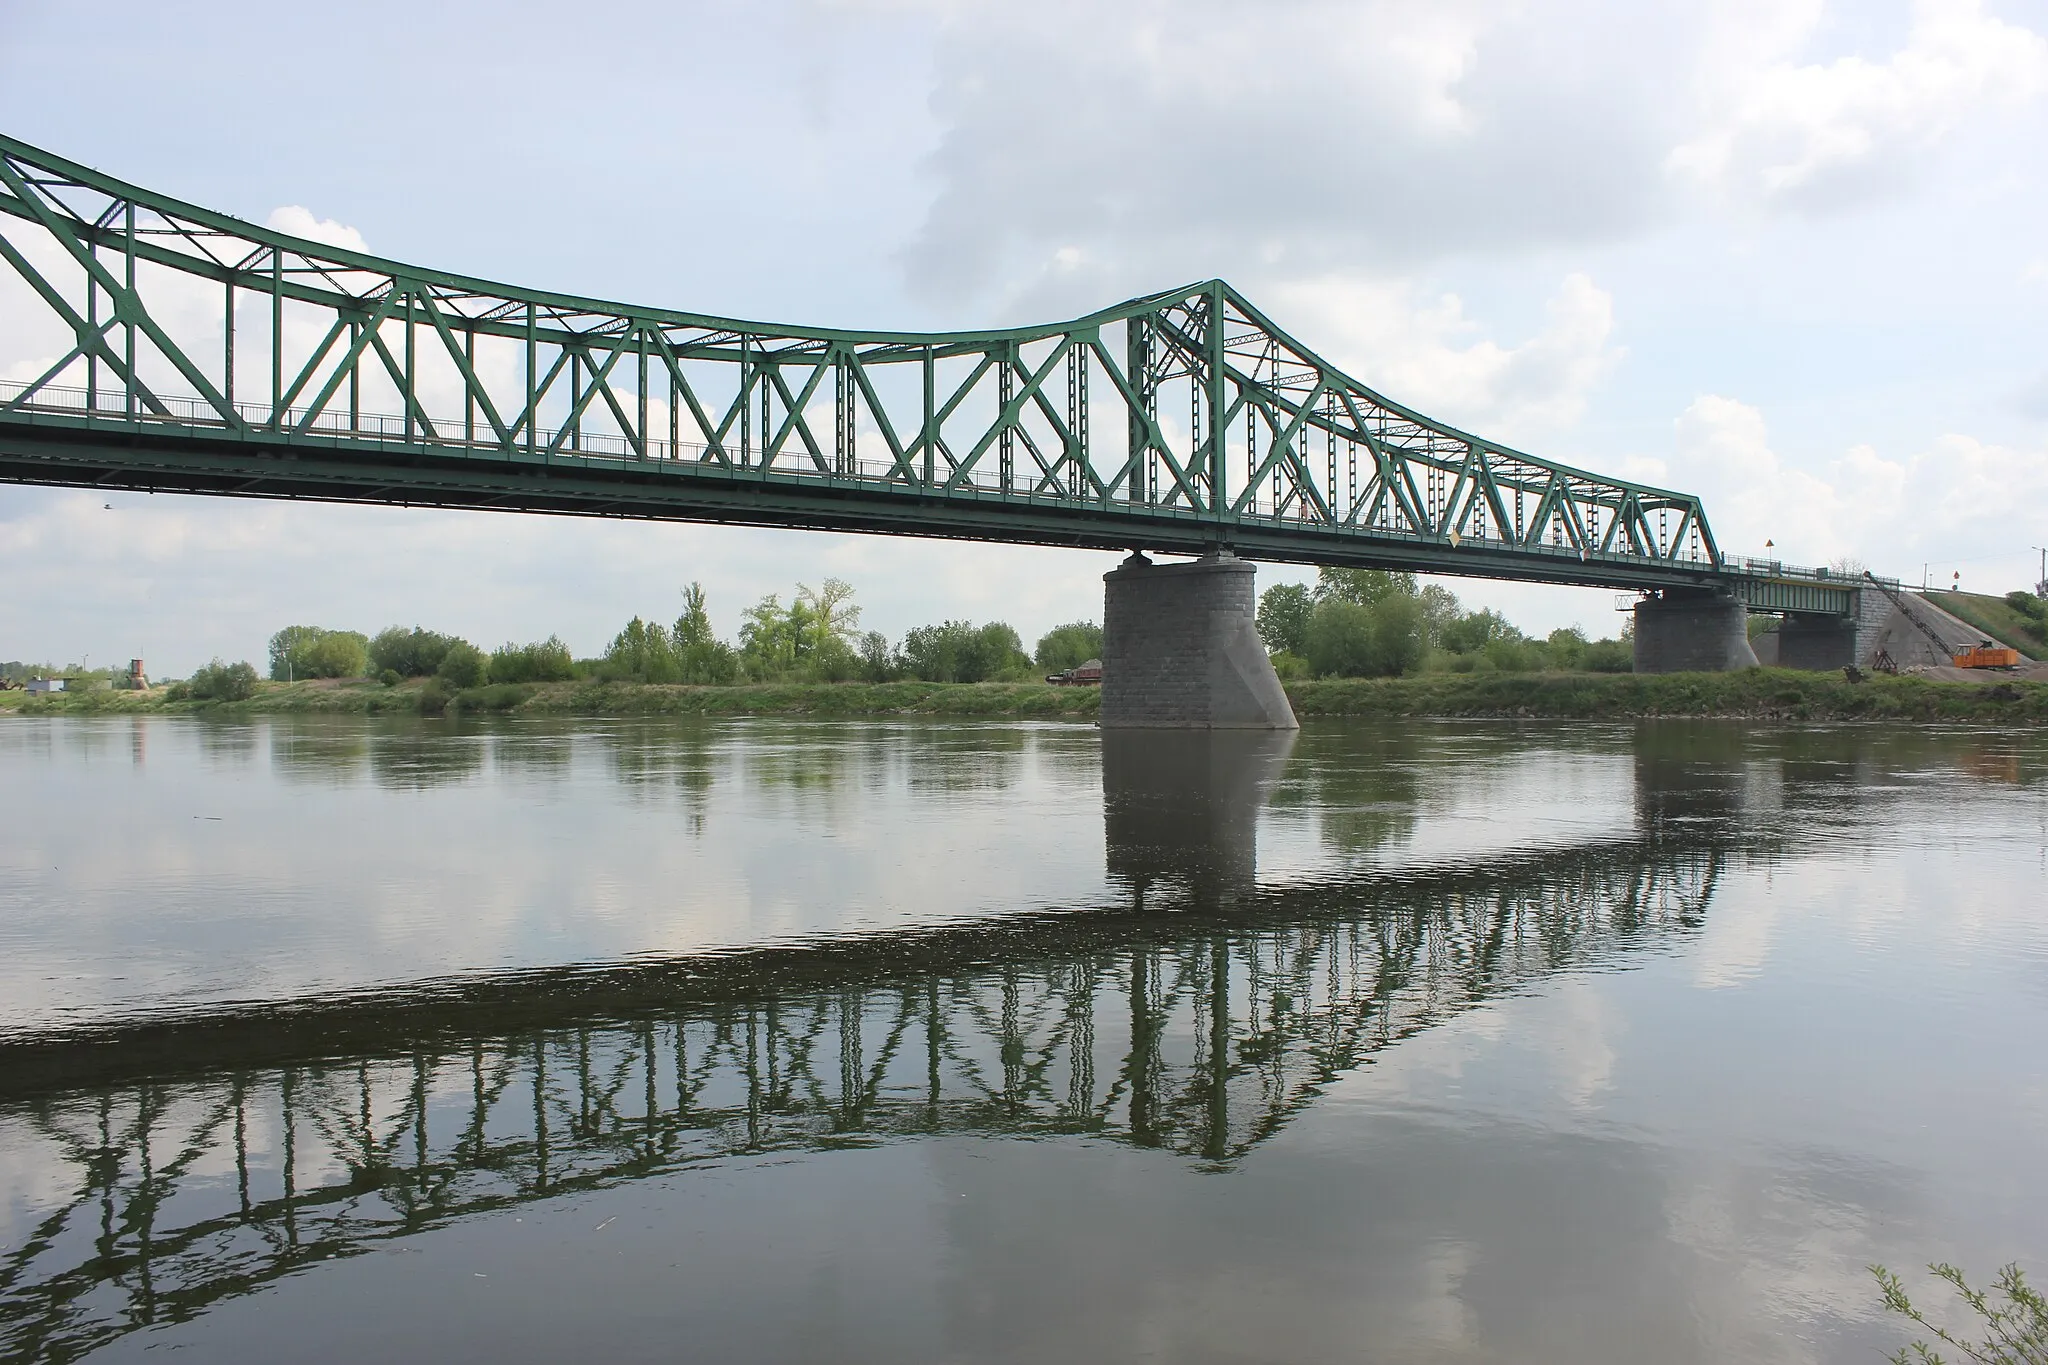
4,0,2048,674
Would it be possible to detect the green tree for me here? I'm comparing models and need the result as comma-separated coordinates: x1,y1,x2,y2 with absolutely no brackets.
190,658,259,701
857,630,894,681
795,578,861,654
898,620,1025,682
739,594,801,677
1546,626,1589,670
1315,567,1418,608
1256,583,1314,655
1304,599,1377,677
1439,608,1522,655
1035,621,1104,672
436,641,486,688
488,637,574,683
1372,591,1426,676
603,617,681,683
268,626,368,680
369,627,457,677
675,583,716,648
1304,593,1424,678
1418,584,1462,645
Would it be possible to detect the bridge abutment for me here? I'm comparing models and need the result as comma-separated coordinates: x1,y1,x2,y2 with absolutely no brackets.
1100,552,1299,729
1633,590,1759,673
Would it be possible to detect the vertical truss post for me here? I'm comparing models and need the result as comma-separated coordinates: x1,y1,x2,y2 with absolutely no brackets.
636,328,648,459
745,331,761,470
1066,346,1088,499
1126,315,1150,505
124,203,137,422
1210,281,1228,528
86,243,99,412
922,345,936,488
267,245,280,428
524,303,536,458
568,350,581,452
834,349,850,477
760,361,773,477
403,290,416,444
465,326,476,446
1326,395,1337,526
998,349,1014,494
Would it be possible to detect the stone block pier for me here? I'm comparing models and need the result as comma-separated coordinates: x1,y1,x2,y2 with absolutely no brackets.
1100,552,1298,729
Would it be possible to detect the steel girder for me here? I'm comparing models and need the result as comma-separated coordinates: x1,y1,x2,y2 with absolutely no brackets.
0,133,1730,591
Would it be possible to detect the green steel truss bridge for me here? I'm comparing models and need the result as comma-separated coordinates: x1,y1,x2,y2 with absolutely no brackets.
1,832,1730,1364
0,134,1857,611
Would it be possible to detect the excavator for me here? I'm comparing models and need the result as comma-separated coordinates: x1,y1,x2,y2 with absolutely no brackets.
1862,573,2023,672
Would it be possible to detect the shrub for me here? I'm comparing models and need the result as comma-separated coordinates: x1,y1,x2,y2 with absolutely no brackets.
489,636,574,684
436,641,487,689
189,659,259,702
1582,638,1634,673
379,669,403,687
2006,590,2045,623
1269,650,1312,681
1873,1261,2046,1364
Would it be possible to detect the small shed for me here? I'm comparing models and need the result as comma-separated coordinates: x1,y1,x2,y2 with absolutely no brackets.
25,677,66,696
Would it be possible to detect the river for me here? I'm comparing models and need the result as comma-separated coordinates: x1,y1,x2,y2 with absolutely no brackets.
2,714,2044,1363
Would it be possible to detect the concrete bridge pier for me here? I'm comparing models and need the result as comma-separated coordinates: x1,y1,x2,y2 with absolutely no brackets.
1100,551,1299,729
1632,589,1759,673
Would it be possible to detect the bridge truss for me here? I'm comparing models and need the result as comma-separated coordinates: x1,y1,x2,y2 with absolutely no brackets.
0,835,1727,1363
0,134,1724,589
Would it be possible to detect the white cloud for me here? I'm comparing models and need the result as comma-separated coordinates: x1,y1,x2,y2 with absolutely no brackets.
1669,0,2048,209
1266,271,1622,445
1634,394,2048,581
264,205,370,254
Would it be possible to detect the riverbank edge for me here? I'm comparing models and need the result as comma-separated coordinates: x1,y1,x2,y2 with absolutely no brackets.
6,669,2046,721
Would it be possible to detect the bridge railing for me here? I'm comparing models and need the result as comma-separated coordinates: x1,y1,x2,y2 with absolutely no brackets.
0,375,1722,580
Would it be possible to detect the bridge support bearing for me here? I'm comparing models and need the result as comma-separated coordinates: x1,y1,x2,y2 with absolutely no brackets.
1632,590,1759,673
1101,551,1299,729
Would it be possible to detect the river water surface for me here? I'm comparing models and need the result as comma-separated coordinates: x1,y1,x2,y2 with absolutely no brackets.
2,714,2044,1363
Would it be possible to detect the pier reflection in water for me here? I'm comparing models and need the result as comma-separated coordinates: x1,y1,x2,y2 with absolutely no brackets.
2,718,2045,1363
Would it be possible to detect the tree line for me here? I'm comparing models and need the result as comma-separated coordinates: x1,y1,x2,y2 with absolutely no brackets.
1255,569,1634,678
164,580,1107,694
53,567,1641,701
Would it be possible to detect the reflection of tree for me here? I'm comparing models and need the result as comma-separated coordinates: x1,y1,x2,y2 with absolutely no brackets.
1270,723,1423,855
366,726,486,791
192,719,260,768
595,718,717,832
267,719,370,783
0,828,1731,1364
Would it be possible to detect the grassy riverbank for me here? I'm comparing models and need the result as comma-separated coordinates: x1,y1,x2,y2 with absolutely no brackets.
7,668,2046,722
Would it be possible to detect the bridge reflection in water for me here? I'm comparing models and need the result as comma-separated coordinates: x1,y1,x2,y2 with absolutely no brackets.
1,731,1741,1363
